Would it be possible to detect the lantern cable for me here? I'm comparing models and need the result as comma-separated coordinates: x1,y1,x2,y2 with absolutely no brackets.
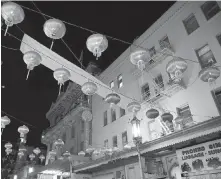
1,45,19,51
1,110,38,129
1,29,218,120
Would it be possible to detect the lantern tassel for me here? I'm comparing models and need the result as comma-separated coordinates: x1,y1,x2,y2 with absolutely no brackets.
58,84,62,96
50,40,54,50
26,69,31,80
4,25,9,36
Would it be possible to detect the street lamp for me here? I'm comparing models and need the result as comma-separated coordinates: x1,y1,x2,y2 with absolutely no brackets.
131,116,144,179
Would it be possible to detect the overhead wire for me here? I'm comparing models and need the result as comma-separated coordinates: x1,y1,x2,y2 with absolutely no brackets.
1,28,217,120
1,45,19,51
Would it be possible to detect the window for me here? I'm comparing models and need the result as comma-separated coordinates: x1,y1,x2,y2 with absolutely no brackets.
62,132,66,143
89,120,92,145
113,136,118,147
201,1,220,20
117,74,123,88
110,81,114,89
70,147,74,154
217,33,221,46
159,36,171,50
80,141,84,151
81,120,84,133
104,139,108,148
183,13,200,35
212,87,221,114
71,125,75,138
196,44,216,68
154,74,164,93
122,131,128,146
177,104,192,118
104,111,107,126
120,108,126,117
149,46,156,57
111,108,116,122
141,83,151,101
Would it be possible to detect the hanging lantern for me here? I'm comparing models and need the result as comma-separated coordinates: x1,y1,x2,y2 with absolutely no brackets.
54,138,64,150
146,108,159,119
1,116,11,129
81,81,97,95
18,125,29,138
63,151,71,158
82,110,93,122
5,148,12,155
4,142,12,149
104,93,121,108
19,145,27,153
93,149,100,156
78,151,85,156
127,101,141,115
29,153,35,161
53,68,71,95
124,144,131,150
43,19,66,49
86,34,108,60
39,154,45,162
161,113,173,123
199,66,220,85
130,50,149,71
23,51,42,80
33,147,41,155
1,2,25,36
166,57,188,81
112,147,119,152
18,151,24,158
85,146,95,154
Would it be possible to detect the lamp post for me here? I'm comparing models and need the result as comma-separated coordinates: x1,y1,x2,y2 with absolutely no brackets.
131,116,144,179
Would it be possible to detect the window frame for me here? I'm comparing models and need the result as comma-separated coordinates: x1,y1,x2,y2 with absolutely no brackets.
120,108,126,117
159,35,171,50
176,103,192,118
154,73,164,93
149,46,156,57
183,13,200,35
211,86,221,115
117,74,123,88
71,125,75,138
141,82,151,101
195,44,217,69
111,108,116,122
103,110,108,126
201,1,221,21
110,81,114,89
122,131,128,146
112,135,118,147
104,139,108,148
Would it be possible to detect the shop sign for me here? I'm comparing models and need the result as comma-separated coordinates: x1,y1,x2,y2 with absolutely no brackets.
176,139,221,173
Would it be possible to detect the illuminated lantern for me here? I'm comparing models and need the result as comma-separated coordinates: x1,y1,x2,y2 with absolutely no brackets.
130,50,149,71
131,116,142,143
5,148,12,155
127,101,141,116
53,68,71,95
63,151,71,159
33,147,41,155
104,93,121,108
18,125,29,138
29,153,35,161
23,51,42,80
4,142,12,149
18,151,24,158
199,66,220,85
81,81,97,95
39,154,45,162
54,138,64,150
146,108,159,119
78,151,85,156
85,146,95,154
1,116,11,129
124,144,131,150
82,110,93,122
43,19,66,49
166,57,188,81
1,2,25,36
86,34,108,60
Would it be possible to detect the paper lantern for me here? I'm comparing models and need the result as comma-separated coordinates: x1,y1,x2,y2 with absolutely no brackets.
63,151,71,158
39,154,45,162
161,113,173,123
54,139,64,149
127,101,141,114
4,142,12,149
18,125,29,138
93,149,100,155
166,57,188,81
43,19,66,49
23,51,42,80
5,148,12,155
1,2,25,36
146,108,159,119
53,68,71,95
104,93,121,108
81,81,97,95
18,151,24,158
86,146,95,153
19,146,27,152
1,116,11,129
78,151,85,156
130,50,149,71
33,147,41,155
86,34,108,60
82,110,93,122
29,153,35,161
199,66,220,85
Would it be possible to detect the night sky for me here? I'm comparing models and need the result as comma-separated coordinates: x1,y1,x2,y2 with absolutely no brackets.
1,1,175,151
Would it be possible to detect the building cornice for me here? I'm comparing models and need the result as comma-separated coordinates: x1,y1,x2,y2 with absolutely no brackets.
74,116,221,172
